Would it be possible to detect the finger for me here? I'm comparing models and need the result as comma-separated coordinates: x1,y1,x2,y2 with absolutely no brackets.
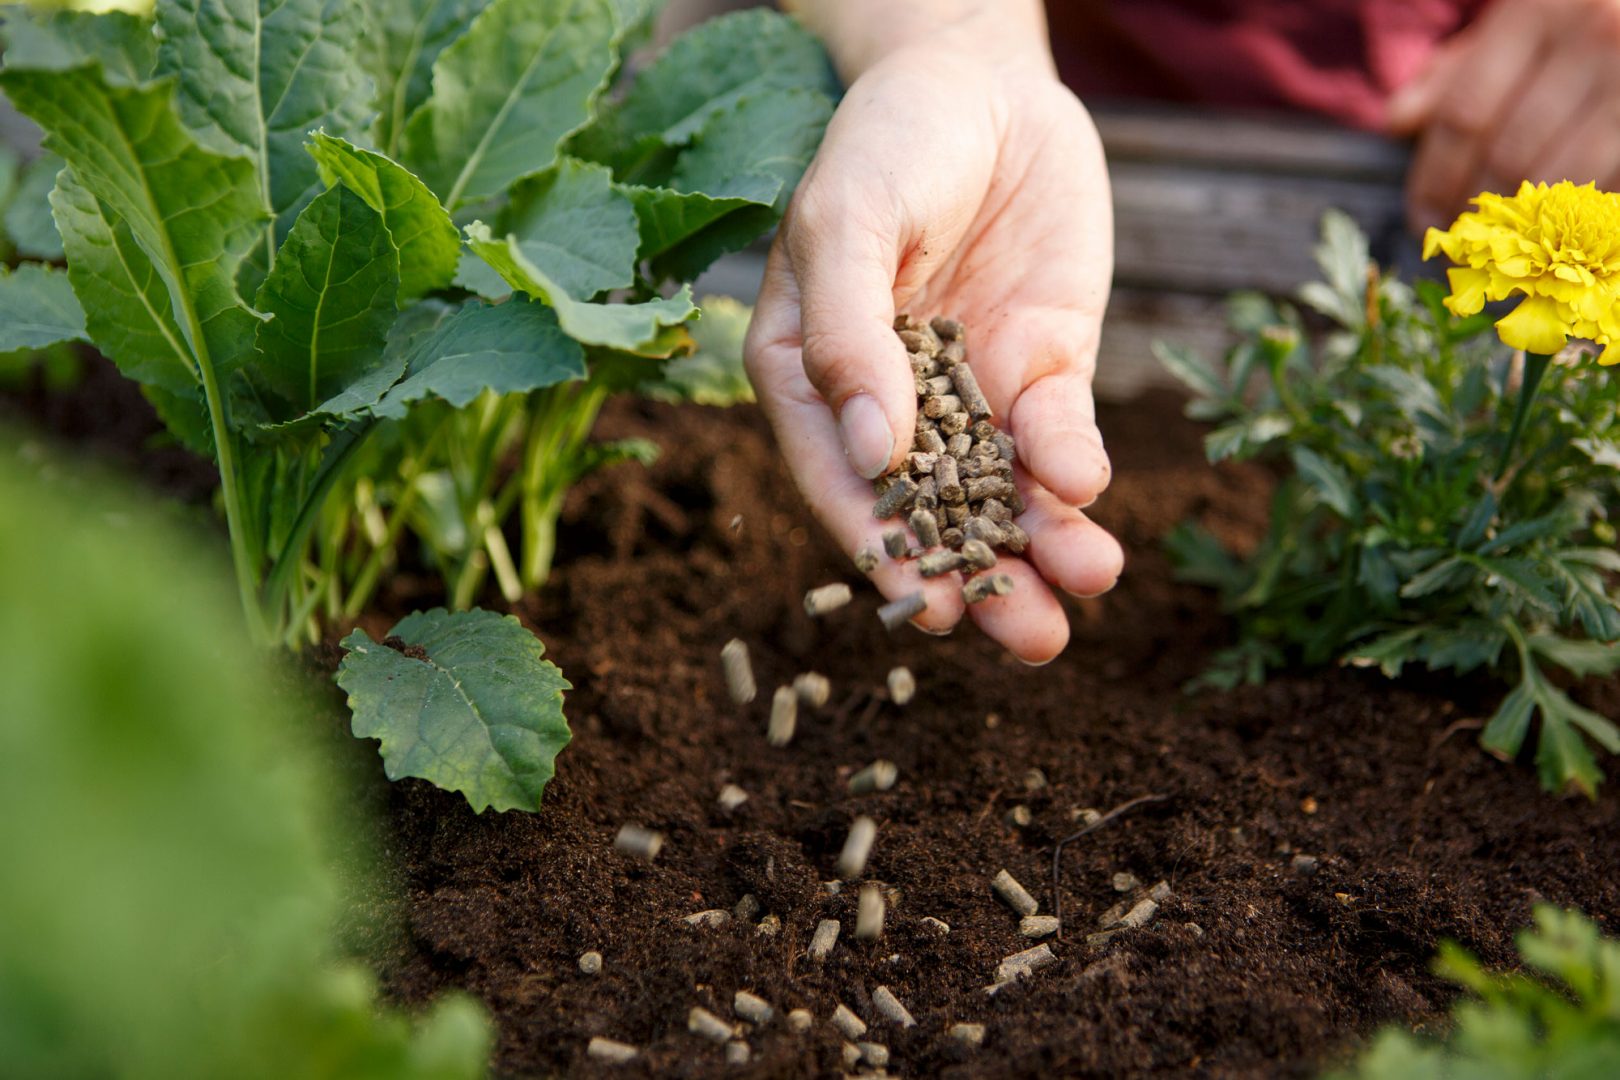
1016,480,1126,599
1407,122,1485,232
1533,95,1620,187
746,245,965,634
1484,49,1608,187
1429,1,1557,139
782,184,916,480
1387,39,1464,133
963,558,1071,665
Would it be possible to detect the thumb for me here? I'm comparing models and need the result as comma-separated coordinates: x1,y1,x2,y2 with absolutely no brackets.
783,197,916,480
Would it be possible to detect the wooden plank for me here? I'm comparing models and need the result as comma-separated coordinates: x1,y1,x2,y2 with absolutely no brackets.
1093,104,1409,180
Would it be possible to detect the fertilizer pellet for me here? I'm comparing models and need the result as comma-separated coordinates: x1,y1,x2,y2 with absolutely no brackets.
944,503,969,527
855,883,886,939
578,950,602,975
614,825,663,861
1086,929,1120,948
996,943,1056,984
804,583,853,617
734,990,774,1026
688,1006,735,1044
962,572,1015,605
587,1037,639,1064
991,869,1039,916
832,1003,867,1040
718,783,749,812
1023,768,1048,792
899,328,940,356
940,338,966,366
871,477,918,520
1020,915,1061,939
720,639,756,705
871,986,916,1028
914,475,939,510
756,914,781,937
809,919,841,960
1291,854,1320,876
767,686,797,747
922,393,962,420
840,1041,863,1068
961,538,997,572
1112,872,1140,893
921,374,955,397
921,916,952,934
886,666,915,705
1002,522,1030,553
686,909,730,929
939,411,970,436
917,549,967,577
858,1042,891,1067
934,454,964,504
950,1023,987,1046
964,476,1014,503
877,591,927,631
964,516,1002,546
848,759,899,794
734,894,761,921
930,315,964,341
1119,897,1159,929
950,363,992,419
793,672,831,709
854,546,880,574
1150,880,1173,901
725,1040,749,1065
837,816,877,879
787,1008,813,1032
908,508,941,549
915,427,947,455
1006,805,1032,828
981,497,1012,523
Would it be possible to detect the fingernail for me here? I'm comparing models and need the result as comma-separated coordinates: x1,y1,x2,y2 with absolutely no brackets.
1017,654,1057,668
839,393,894,480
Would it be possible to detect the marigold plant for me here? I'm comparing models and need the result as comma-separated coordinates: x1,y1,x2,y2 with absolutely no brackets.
1161,209,1620,796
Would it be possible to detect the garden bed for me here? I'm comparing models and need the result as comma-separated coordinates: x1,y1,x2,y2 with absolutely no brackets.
10,367,1618,1078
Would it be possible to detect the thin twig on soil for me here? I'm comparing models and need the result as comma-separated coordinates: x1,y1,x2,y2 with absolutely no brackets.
1050,793,1169,939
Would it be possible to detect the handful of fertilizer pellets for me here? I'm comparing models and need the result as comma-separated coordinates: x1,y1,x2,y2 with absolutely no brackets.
866,315,1021,606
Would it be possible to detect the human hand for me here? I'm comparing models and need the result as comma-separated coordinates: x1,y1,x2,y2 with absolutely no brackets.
744,31,1123,664
1388,0,1620,231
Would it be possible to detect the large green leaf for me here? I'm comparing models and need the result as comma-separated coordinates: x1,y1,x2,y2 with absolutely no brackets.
360,0,490,156
337,608,573,813
253,184,401,418
47,169,196,396
307,132,459,301
672,87,831,203
6,154,65,260
464,221,695,352
399,0,618,209
156,0,372,252
497,157,638,298
624,174,781,281
0,8,156,86
0,263,85,352
2,66,265,384
365,299,586,419
580,8,834,172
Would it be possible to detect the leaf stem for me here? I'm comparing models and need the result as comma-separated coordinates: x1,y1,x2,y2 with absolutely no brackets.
1495,351,1552,481
196,356,270,644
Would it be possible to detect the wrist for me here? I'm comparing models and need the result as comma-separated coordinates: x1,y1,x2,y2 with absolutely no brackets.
787,0,1055,83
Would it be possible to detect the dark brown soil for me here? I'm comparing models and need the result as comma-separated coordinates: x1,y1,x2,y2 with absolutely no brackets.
366,393,1620,1078
11,361,1618,1078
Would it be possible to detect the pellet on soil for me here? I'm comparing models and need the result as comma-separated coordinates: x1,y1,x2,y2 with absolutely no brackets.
996,943,1056,984
853,546,880,574
921,916,951,934
685,909,730,928
1072,807,1103,826
872,986,917,1028
832,1003,867,1040
886,666,915,705
849,759,899,795
578,950,602,975
587,1036,638,1064
786,1008,813,1033
909,508,940,549
1023,767,1048,792
918,549,966,578
1086,929,1120,949
734,990,774,1025
720,639,755,705
688,1006,735,1043
991,869,1039,916
950,362,992,420
809,918,840,960
840,1041,862,1068
614,824,663,861
717,783,749,812
733,893,760,920
725,1040,749,1064
871,477,917,520
767,685,797,747
1292,854,1320,876
793,671,831,708
803,582,852,617
855,883,885,939
1119,897,1159,929
963,572,1015,604
950,1023,986,1046
1149,880,1172,901
837,816,877,879
1112,872,1141,893
1005,805,1032,828
756,914,781,937
961,538,997,571
877,591,927,631
1021,915,1061,939
858,1041,891,1067
882,529,907,559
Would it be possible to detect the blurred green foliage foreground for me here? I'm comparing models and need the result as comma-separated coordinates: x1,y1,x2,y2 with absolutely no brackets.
0,442,490,1078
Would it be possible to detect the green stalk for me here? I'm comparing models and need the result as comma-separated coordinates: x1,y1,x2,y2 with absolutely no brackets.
195,352,269,643
517,383,607,588
263,424,372,641
342,422,450,620
1495,351,1552,480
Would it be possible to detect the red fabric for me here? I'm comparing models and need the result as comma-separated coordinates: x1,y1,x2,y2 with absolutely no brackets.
1047,0,1491,130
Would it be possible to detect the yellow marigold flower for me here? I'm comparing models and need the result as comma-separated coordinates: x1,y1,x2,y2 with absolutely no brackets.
1423,180,1620,365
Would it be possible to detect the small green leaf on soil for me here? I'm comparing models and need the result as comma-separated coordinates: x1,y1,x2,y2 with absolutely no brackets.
338,608,572,813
